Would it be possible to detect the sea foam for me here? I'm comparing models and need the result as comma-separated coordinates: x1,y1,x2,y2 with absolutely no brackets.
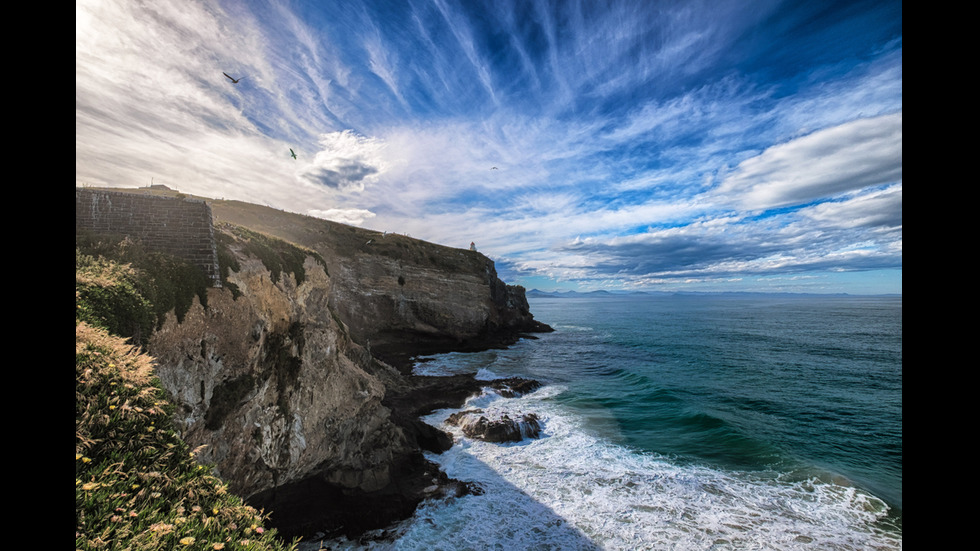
316,385,899,550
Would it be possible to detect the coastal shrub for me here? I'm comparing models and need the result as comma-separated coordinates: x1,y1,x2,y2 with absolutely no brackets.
137,251,210,327
75,233,210,331
76,322,297,551
76,250,156,345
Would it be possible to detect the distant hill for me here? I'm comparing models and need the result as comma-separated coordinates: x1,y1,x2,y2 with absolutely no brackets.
526,289,898,299
526,289,656,298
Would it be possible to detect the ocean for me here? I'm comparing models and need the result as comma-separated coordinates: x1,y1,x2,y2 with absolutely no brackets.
315,294,902,550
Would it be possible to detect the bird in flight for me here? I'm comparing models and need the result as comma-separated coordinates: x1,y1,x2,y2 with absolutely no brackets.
290,148,297,160
223,72,243,84
491,166,498,170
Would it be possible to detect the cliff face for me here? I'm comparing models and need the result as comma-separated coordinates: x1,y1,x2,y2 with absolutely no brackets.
209,200,550,371
148,246,411,499
327,235,543,369
144,203,551,538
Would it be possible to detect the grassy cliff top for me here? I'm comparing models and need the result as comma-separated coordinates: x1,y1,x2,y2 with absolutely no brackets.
78,186,491,274
209,198,490,273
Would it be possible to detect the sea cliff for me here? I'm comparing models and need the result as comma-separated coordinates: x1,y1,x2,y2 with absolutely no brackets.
140,199,551,539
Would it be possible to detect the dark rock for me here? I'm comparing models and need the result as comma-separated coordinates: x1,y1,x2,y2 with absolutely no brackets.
447,410,542,442
446,409,485,426
407,418,453,453
250,452,448,541
488,377,542,398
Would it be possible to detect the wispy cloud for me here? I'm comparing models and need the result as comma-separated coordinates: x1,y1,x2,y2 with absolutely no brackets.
76,0,902,294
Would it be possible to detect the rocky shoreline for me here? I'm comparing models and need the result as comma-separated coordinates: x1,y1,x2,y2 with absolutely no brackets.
250,369,544,542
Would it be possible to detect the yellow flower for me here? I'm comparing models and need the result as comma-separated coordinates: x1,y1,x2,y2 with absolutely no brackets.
213,544,225,550
179,536,195,545
82,482,100,491
76,453,82,460
82,457,92,463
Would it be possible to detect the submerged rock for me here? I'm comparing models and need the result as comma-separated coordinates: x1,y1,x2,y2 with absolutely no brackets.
487,377,542,398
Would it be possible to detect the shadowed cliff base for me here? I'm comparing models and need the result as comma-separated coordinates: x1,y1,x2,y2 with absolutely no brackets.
251,375,543,541
249,452,472,541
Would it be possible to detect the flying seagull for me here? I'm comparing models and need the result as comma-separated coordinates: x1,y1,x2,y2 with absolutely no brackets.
290,148,297,160
491,166,498,170
223,72,243,84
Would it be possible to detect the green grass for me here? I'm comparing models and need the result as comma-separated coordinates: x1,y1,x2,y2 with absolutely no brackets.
217,223,328,287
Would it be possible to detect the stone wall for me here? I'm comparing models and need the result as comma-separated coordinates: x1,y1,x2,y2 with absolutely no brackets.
76,188,221,286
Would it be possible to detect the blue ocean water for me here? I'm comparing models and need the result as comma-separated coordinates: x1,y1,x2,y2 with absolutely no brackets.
316,294,902,550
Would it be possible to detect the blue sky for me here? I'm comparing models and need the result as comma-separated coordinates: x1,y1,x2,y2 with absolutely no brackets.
76,0,902,294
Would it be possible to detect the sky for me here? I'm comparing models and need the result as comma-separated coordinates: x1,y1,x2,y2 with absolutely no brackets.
76,0,902,295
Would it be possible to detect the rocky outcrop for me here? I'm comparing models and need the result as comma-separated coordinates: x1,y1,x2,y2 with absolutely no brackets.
144,209,553,540
446,410,542,442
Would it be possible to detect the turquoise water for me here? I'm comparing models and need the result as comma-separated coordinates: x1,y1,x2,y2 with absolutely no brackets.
321,294,902,550
526,295,902,515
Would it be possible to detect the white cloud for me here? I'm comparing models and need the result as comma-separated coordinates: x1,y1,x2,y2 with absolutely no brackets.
308,208,377,226
299,131,389,192
714,112,902,210
799,184,902,229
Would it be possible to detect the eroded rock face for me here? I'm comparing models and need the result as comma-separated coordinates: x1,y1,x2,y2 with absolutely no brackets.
148,248,411,499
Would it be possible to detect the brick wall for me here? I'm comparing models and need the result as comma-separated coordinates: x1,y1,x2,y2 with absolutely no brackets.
76,188,221,287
